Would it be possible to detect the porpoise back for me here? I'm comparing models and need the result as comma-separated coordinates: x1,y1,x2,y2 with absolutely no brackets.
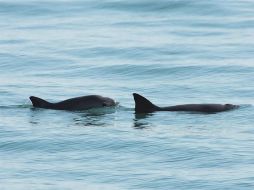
30,95,116,111
133,93,239,114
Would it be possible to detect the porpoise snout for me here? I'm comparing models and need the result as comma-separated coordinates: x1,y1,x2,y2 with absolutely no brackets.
103,97,116,107
225,104,239,110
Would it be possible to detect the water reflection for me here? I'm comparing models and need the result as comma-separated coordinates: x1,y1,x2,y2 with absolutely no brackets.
73,109,115,127
133,113,154,129
29,107,116,127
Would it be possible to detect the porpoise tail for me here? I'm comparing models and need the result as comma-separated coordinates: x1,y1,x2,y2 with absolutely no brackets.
133,93,159,113
29,96,52,109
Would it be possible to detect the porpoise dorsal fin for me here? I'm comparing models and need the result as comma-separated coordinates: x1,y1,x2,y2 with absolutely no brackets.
133,93,159,113
29,96,52,109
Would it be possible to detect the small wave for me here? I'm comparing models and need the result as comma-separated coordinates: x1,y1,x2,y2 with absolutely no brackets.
0,104,32,110
94,0,237,17
0,0,236,18
51,63,254,81
0,1,88,17
96,0,191,13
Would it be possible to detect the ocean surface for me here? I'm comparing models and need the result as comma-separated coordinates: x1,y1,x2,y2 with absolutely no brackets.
1,0,254,189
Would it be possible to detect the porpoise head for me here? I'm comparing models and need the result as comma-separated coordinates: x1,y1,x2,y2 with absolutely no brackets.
224,104,239,110
102,97,116,107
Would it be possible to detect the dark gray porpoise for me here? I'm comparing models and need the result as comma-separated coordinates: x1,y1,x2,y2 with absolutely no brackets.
133,93,239,114
30,95,116,111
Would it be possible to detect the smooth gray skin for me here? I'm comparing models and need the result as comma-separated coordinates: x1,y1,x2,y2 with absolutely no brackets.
133,93,239,114
30,95,116,111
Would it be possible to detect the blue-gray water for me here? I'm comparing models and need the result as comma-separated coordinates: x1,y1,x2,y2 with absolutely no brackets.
1,0,254,189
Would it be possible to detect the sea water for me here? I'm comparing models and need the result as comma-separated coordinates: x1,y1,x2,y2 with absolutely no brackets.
1,0,254,189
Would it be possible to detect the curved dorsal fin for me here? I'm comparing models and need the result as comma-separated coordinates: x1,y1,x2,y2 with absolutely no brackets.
133,93,159,113
29,96,52,109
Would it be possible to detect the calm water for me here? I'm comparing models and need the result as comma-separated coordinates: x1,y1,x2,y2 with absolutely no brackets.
1,0,254,189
